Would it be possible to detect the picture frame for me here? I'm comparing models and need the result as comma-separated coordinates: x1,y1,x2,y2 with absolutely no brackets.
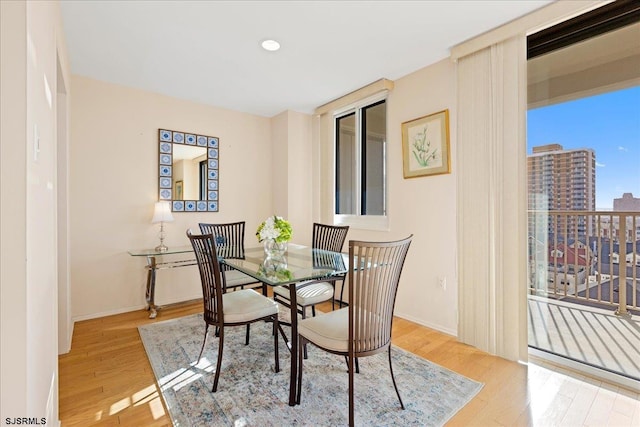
401,109,450,178
175,180,183,200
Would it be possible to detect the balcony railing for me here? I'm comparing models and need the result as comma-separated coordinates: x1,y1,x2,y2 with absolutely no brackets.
528,210,640,314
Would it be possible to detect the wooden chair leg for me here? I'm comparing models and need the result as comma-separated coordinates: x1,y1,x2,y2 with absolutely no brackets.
212,328,224,392
197,324,210,362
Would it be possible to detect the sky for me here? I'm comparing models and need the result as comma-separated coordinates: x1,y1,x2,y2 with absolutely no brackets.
527,86,640,210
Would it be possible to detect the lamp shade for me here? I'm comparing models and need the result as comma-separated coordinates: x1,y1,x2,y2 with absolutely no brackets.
151,201,174,224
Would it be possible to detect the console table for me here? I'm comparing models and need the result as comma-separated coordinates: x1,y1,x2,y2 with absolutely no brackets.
128,245,195,318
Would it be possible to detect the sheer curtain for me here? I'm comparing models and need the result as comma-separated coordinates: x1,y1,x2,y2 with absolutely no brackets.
456,35,528,362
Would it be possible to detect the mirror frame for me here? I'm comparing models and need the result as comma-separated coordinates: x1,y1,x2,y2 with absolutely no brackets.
158,129,219,212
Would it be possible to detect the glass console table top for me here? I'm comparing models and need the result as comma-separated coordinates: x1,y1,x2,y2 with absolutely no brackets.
127,245,194,257
128,245,196,319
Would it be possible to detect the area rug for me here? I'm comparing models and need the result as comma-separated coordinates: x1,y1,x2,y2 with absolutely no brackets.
139,313,483,426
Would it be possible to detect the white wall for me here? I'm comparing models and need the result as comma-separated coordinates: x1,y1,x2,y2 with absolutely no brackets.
57,62,72,355
271,110,314,246
1,1,28,419
70,76,275,319
314,59,458,335
390,59,458,334
1,0,69,422
285,111,313,245
271,111,289,219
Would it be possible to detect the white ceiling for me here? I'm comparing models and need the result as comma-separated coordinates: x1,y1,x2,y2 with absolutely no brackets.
60,0,552,117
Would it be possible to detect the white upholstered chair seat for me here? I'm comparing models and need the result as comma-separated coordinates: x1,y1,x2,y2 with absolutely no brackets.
223,269,261,288
298,308,349,352
273,281,334,306
222,289,279,323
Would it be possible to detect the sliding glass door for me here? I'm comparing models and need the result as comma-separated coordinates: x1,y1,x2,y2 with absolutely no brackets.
526,10,640,380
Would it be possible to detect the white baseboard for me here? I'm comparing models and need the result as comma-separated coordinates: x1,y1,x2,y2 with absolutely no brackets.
394,311,458,337
58,321,74,355
72,304,147,322
66,321,74,351
71,294,203,323
46,374,57,426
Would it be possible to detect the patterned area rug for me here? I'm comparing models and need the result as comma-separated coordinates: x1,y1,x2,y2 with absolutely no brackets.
139,313,482,426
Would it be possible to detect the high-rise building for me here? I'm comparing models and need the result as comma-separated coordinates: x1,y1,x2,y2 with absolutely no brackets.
614,193,640,211
610,193,640,243
528,143,596,238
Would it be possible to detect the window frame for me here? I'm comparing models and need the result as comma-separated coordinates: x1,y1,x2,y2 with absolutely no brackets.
333,92,389,231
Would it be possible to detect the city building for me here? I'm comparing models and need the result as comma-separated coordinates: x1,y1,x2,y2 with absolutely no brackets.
528,143,596,239
598,193,640,242
614,192,640,211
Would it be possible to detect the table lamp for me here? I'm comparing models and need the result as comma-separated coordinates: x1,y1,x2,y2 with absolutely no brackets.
152,201,174,252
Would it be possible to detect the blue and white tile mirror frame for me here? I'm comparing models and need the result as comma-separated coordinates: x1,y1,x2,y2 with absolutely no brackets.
158,129,219,212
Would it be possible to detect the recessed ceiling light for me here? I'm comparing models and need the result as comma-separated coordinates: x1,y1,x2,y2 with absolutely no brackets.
261,39,280,52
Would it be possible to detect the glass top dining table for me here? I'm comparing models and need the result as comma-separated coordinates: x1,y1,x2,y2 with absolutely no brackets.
220,243,347,406
219,243,348,286
130,242,346,406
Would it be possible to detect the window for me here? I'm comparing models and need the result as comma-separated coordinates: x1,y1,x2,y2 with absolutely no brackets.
334,96,387,229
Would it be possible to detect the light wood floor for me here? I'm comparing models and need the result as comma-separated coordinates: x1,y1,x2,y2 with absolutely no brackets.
59,300,640,426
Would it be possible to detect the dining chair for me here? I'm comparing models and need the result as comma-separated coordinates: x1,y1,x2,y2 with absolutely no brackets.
199,221,266,295
187,229,280,392
296,235,413,427
272,223,349,318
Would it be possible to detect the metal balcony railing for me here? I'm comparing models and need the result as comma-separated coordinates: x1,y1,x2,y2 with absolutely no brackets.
528,210,640,314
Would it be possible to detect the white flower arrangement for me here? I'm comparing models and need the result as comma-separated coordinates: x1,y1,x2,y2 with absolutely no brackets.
256,215,292,243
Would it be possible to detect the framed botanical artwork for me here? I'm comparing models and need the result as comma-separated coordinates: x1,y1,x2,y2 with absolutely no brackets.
401,109,450,178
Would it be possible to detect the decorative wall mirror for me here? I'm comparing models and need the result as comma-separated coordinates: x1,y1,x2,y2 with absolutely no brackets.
158,129,219,211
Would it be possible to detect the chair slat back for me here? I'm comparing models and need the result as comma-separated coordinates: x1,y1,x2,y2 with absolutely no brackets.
312,223,349,252
199,222,246,270
188,230,224,325
311,223,349,270
348,236,412,355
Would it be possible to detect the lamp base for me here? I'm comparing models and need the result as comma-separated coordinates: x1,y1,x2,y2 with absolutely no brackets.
155,244,169,252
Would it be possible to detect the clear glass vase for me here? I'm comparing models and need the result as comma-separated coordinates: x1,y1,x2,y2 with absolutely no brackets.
263,239,287,258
